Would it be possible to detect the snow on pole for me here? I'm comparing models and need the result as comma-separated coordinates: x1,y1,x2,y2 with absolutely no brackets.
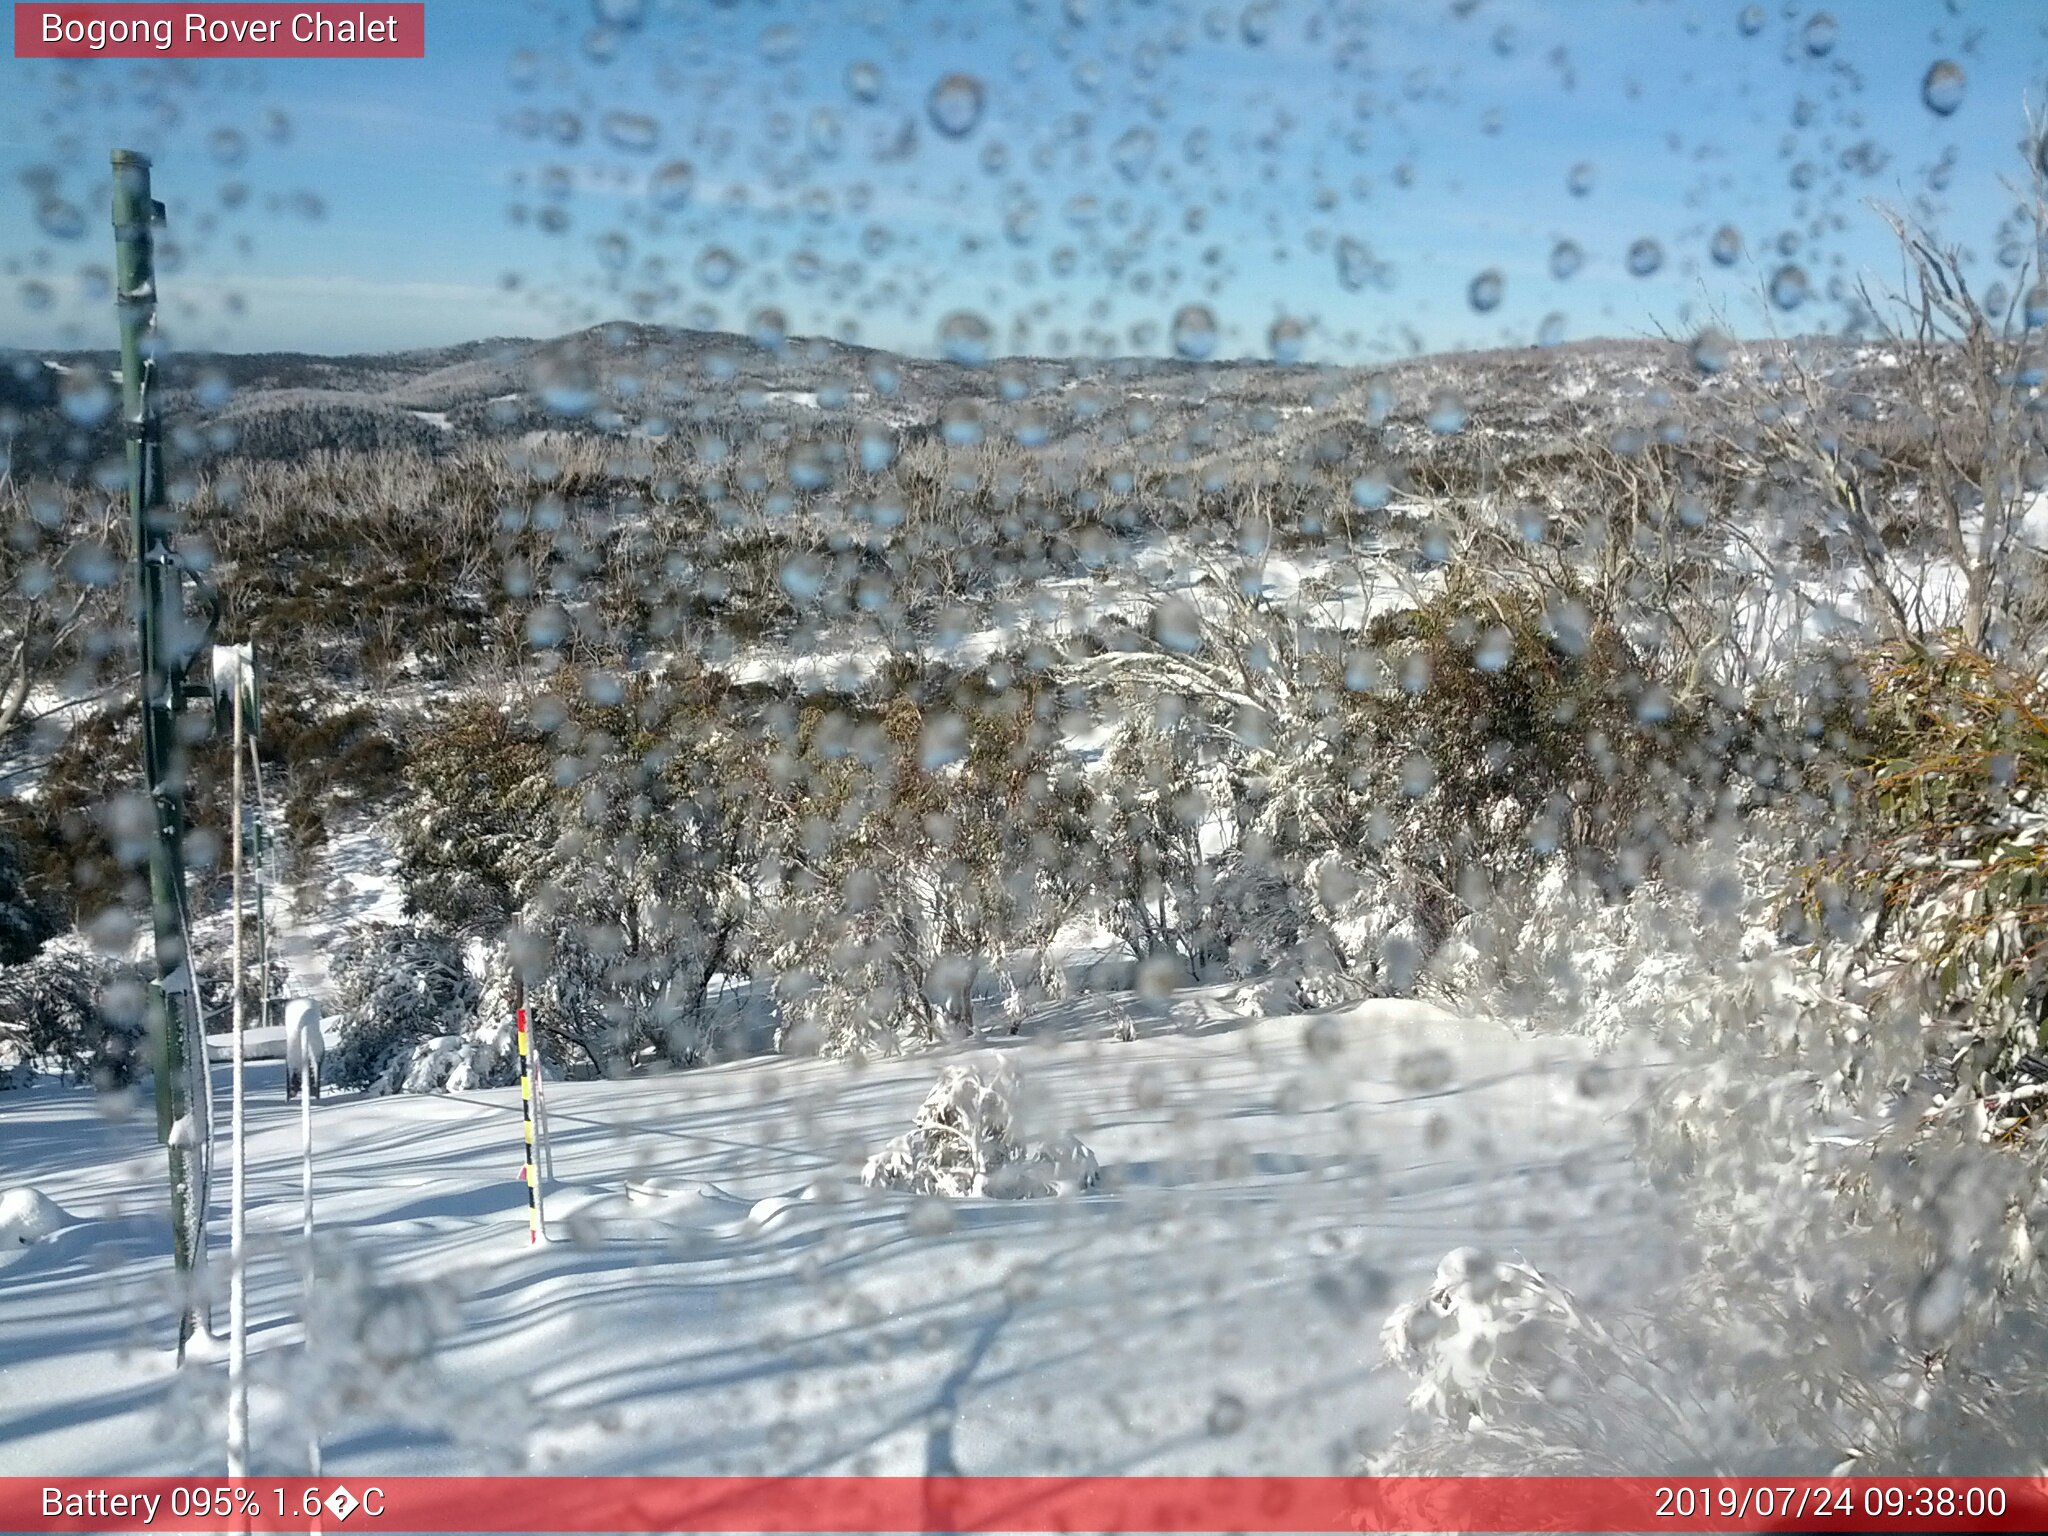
257,731,320,1476
524,1003,557,1245
519,1002,547,1244
225,657,250,1477
535,1035,557,1184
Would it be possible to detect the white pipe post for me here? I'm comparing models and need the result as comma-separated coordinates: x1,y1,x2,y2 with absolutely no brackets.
227,674,249,1477
253,732,320,1477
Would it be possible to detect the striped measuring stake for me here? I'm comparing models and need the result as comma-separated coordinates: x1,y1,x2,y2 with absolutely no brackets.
517,1006,547,1243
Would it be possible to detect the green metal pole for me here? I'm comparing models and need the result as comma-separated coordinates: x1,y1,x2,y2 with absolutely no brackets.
113,148,205,1359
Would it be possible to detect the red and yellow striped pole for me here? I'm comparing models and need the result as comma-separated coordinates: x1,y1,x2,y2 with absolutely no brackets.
517,1003,546,1244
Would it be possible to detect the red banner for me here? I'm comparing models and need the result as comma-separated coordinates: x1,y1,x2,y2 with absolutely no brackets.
4,1477,2048,1533
14,4,424,58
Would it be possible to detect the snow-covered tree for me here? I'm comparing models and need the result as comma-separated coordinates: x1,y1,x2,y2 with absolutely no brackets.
862,1059,1099,1198
0,938,145,1088
756,686,1092,1057
0,832,58,965
325,922,482,1094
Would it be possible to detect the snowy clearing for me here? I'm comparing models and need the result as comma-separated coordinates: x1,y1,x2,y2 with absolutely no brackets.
0,990,1668,1476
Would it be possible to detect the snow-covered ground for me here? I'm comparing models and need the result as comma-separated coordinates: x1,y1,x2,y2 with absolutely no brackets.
0,988,1671,1477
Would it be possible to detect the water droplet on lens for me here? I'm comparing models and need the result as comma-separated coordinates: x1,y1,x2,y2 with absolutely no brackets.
601,110,659,153
696,246,739,288
36,198,85,240
1549,240,1583,280
1426,391,1468,434
1690,328,1732,374
1769,263,1810,309
847,60,884,102
1350,469,1391,509
1536,312,1567,347
1170,303,1218,359
780,554,827,602
1801,11,1836,56
1626,238,1664,277
1153,596,1203,653
1268,316,1305,362
1566,161,1595,197
1394,1048,1455,1092
1135,954,1182,1000
1921,60,1965,117
858,427,896,473
920,713,967,770
1467,268,1504,312
1909,1262,1968,1341
1709,224,1742,266
58,374,114,427
649,159,694,210
938,310,994,365
1335,236,1382,292
927,73,986,137
1111,125,1156,182
1736,3,1765,35
750,307,788,351
1206,1392,1248,1436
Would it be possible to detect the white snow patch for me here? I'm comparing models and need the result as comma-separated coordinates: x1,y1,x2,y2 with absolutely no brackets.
0,989,1675,1475
0,1188,73,1261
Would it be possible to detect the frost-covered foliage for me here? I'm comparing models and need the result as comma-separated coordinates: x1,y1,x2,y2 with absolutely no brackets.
395,702,554,937
326,921,483,1094
1372,1248,1727,1472
189,926,292,1033
0,832,58,965
521,701,755,1075
1073,583,1714,997
1809,642,2048,1090
1371,843,2048,1477
398,688,759,1076
0,938,145,1088
761,689,1092,1058
862,1060,1099,1198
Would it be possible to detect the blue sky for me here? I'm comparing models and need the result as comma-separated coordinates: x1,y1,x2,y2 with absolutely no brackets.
2,0,2044,361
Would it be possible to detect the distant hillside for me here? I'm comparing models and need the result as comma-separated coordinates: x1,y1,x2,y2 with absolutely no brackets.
1,321,1890,480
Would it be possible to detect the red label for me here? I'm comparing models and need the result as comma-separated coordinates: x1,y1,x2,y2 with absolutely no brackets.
14,4,425,58
3,1478,2048,1533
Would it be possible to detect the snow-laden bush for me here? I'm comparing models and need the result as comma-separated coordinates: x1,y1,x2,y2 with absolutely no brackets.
760,690,1092,1058
0,938,145,1089
326,922,482,1094
190,924,292,1034
1371,1248,1726,1473
1369,843,2048,1477
1809,641,2048,1091
0,832,58,965
863,1059,1099,1198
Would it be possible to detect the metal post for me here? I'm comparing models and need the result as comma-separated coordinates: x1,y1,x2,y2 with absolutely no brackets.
114,147,207,1358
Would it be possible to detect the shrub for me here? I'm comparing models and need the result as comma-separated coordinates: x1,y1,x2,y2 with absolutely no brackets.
862,1059,1099,1198
0,832,58,964
325,922,481,1093
0,939,147,1089
1811,640,2048,1092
